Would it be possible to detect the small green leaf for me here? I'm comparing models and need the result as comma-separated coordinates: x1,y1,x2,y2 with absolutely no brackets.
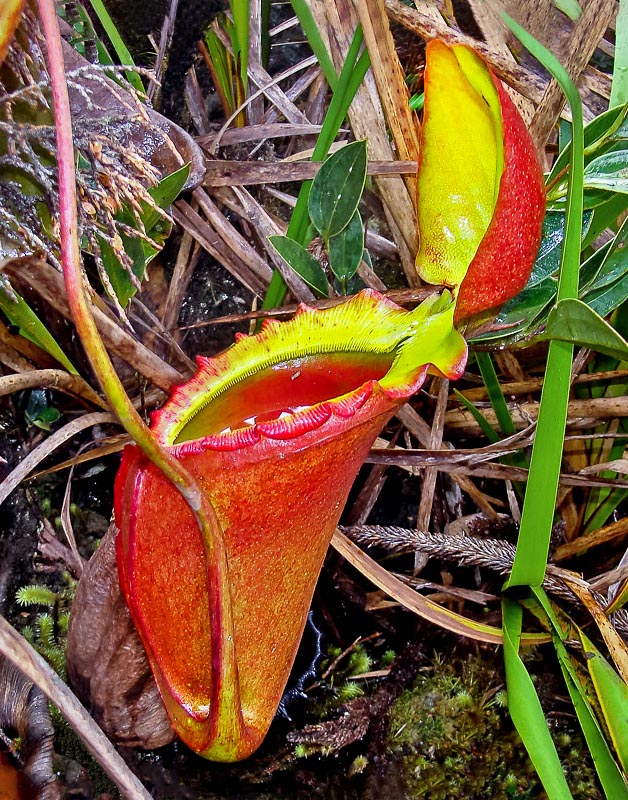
146,165,191,228
327,209,364,287
584,149,628,195
548,105,628,187
585,214,628,291
309,141,367,240
0,277,77,374
25,390,61,431
268,235,329,296
585,273,628,318
545,298,628,359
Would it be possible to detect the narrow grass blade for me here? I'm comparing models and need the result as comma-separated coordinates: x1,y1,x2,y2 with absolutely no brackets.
204,26,236,115
475,351,516,436
453,388,500,443
503,13,584,589
84,0,144,93
290,0,338,91
579,630,628,773
611,0,628,108
553,0,582,20
502,599,573,799
529,589,628,794
231,0,249,89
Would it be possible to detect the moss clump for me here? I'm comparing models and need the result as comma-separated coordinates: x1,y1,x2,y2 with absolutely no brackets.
387,652,601,800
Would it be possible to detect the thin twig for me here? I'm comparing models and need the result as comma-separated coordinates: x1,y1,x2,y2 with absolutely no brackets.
0,615,152,800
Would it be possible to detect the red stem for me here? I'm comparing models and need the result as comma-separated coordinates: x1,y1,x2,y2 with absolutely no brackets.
36,0,247,755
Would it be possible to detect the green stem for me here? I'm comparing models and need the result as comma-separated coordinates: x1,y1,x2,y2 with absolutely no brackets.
37,0,247,752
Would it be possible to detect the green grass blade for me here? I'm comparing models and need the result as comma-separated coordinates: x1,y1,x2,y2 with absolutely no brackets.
84,0,144,93
553,0,582,20
502,599,573,799
503,13,584,588
611,0,628,108
529,589,628,794
453,388,500,443
290,0,338,91
560,658,628,795
204,27,236,114
580,630,628,774
475,351,516,436
289,34,368,244
230,0,249,88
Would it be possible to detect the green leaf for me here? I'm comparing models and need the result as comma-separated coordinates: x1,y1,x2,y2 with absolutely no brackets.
0,277,77,374
585,273,628,317
545,298,628,359
309,140,367,240
583,149,628,195
327,209,364,287
583,192,628,249
470,278,557,345
529,212,572,286
268,235,329,297
548,105,628,188
26,396,61,431
145,165,191,229
585,213,628,291
101,164,190,308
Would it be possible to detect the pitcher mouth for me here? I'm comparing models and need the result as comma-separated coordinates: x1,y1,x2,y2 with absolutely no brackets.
151,290,468,451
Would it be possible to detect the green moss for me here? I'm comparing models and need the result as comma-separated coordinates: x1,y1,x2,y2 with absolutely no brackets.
387,653,602,800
